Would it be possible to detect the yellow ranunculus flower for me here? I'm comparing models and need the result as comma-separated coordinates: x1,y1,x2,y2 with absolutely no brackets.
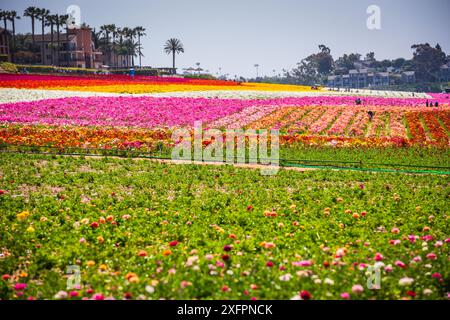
17,211,30,221
86,260,96,267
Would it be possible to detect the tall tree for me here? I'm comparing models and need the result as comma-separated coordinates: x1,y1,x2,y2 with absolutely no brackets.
59,14,69,66
7,11,20,62
100,24,110,66
108,24,117,67
335,53,361,73
134,26,146,68
411,43,447,82
121,27,135,66
45,14,57,65
116,27,123,67
164,38,184,71
365,52,375,61
54,14,62,65
288,45,334,85
116,28,129,67
0,10,10,32
37,8,50,64
316,44,334,75
23,6,40,46
100,24,110,43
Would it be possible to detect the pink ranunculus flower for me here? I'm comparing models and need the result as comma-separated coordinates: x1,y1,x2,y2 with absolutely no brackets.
399,277,414,286
351,284,364,294
395,260,407,268
13,283,27,291
434,241,443,247
374,253,383,261
340,292,350,299
92,293,105,300
292,260,313,267
426,253,437,260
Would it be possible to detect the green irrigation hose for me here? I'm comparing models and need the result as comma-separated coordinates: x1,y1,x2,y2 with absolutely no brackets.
281,162,450,175
1,148,449,175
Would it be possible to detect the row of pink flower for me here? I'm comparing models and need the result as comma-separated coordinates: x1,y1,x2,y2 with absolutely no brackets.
327,109,355,135
0,97,251,128
309,108,344,134
367,112,387,137
259,96,450,107
427,93,450,102
208,105,279,129
389,111,408,138
0,96,449,129
288,107,326,133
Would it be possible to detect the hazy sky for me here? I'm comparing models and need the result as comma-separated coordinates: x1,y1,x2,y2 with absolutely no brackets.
1,0,449,77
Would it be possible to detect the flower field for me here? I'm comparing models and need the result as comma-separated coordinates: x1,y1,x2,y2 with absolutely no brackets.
0,154,449,300
0,74,449,151
0,74,449,300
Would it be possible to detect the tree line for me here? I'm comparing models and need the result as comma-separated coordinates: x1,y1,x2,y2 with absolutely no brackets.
258,44,449,85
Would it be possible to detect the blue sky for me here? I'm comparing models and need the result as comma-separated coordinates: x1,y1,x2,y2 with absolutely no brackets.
2,0,449,77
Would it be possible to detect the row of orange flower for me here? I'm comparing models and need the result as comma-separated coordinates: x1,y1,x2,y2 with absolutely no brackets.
245,107,449,145
0,121,447,153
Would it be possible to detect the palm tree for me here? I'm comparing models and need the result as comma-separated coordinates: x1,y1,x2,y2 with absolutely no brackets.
54,14,63,65
23,6,40,46
100,24,110,43
107,24,117,67
164,38,184,72
133,26,146,68
99,24,110,65
0,10,9,32
128,28,137,67
115,27,122,67
59,14,69,66
7,11,20,62
45,14,57,65
37,8,50,64
121,27,134,67
100,24,118,67
116,28,129,68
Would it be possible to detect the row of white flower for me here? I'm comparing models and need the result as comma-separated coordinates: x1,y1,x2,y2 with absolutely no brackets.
149,89,430,99
0,88,431,104
0,88,124,104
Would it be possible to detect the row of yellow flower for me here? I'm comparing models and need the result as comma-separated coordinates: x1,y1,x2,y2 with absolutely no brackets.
38,83,318,94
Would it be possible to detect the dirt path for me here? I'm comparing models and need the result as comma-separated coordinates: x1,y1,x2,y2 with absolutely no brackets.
67,154,316,172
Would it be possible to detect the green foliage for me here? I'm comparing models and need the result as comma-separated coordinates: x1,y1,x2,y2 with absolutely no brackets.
110,68,159,76
0,153,448,300
411,43,448,82
184,74,216,80
16,64,101,74
0,62,18,73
